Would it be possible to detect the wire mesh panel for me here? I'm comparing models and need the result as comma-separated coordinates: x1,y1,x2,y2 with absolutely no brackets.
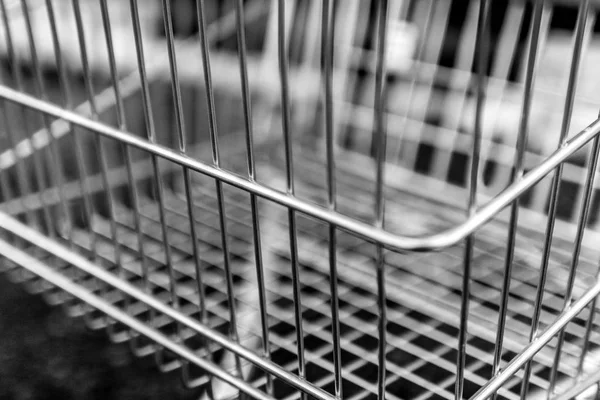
0,1,600,400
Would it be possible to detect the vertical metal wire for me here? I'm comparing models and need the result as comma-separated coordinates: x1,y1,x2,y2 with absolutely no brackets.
456,1,489,399
19,0,71,244
160,0,185,323
491,0,544,397
331,0,360,146
234,0,273,395
519,5,554,211
578,277,598,377
321,0,342,398
373,1,389,399
256,0,285,141
579,138,600,377
551,130,600,390
0,0,53,236
277,1,306,397
166,0,208,330
520,1,590,398
43,0,99,315
44,0,96,251
322,0,336,211
98,0,149,342
21,0,75,306
129,0,172,361
278,1,295,193
161,0,216,384
548,107,600,397
292,1,319,135
71,0,126,331
197,0,221,168
135,0,187,373
196,0,244,383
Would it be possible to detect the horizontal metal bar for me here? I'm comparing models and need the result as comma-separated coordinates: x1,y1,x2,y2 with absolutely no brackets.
0,131,249,216
0,237,273,400
0,210,336,400
470,277,600,400
0,0,268,172
1,84,599,251
0,68,142,171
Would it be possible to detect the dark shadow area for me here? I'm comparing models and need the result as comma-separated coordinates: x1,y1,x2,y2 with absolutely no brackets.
0,273,203,400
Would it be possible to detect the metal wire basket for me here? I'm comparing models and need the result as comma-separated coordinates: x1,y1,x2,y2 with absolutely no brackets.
0,0,600,399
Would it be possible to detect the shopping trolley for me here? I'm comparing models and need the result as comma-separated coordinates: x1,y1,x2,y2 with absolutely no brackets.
0,0,600,399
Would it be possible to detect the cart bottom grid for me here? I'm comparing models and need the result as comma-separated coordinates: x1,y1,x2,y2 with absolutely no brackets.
0,143,598,400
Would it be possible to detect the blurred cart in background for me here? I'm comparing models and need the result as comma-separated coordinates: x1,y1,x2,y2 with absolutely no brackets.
1,1,600,400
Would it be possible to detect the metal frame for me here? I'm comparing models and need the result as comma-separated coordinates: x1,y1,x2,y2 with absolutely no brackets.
0,1,599,400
